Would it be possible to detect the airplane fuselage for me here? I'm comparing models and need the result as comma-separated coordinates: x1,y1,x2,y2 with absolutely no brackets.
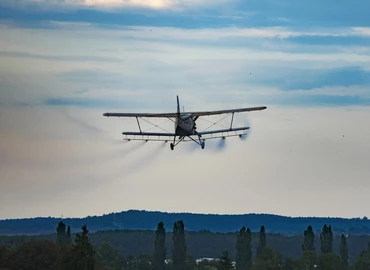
176,114,196,136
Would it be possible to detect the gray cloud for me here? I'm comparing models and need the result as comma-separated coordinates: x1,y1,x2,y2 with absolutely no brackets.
259,66,370,91
264,94,370,107
0,50,123,63
59,69,128,86
1,0,369,28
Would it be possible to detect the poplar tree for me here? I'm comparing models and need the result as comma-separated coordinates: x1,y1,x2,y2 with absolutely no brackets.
340,234,348,267
302,225,315,251
66,226,71,245
153,221,166,270
56,222,68,246
320,224,333,254
235,226,252,270
257,225,266,257
172,220,186,270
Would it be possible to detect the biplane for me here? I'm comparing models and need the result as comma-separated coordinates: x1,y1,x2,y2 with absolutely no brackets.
103,96,266,150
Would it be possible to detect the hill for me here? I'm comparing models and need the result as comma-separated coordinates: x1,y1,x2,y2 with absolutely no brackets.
1,210,370,235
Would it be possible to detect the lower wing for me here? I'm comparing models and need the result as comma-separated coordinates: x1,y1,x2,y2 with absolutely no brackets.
196,127,249,136
121,127,248,141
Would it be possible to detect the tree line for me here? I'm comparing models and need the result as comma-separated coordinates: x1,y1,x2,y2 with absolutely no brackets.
1,220,370,269
2,210,370,235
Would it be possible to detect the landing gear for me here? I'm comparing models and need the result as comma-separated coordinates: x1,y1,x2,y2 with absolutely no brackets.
169,134,205,150
197,134,205,150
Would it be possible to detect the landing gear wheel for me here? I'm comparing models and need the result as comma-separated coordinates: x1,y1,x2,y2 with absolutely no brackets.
170,143,174,150
201,141,205,149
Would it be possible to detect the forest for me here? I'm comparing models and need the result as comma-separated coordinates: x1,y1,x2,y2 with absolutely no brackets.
1,220,370,269
1,210,370,235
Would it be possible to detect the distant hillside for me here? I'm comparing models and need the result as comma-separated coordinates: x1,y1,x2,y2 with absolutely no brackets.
1,210,370,235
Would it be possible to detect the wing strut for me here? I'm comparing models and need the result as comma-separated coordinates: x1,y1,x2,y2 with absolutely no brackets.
230,112,234,130
136,117,142,133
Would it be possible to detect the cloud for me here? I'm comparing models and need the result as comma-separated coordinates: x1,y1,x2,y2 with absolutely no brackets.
2,21,370,111
0,0,369,31
114,26,370,43
59,69,128,86
268,94,370,107
0,0,233,11
83,0,172,9
44,97,146,110
4,19,370,54
259,66,370,91
235,0,370,27
0,50,123,63
285,35,370,46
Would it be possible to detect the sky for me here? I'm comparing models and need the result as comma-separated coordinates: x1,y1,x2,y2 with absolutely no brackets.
1,0,370,220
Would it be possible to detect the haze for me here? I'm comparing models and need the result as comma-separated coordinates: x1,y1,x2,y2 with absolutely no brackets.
1,0,370,219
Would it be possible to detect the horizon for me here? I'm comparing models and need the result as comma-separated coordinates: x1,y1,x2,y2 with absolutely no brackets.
1,0,370,219
1,209,369,221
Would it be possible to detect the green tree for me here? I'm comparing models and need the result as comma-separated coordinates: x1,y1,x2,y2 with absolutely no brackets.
235,226,252,270
320,224,333,254
218,250,234,270
302,225,315,251
55,244,74,270
153,221,166,270
172,220,187,270
121,254,152,270
282,257,295,270
57,221,68,246
0,245,10,268
95,242,124,270
257,225,266,257
295,250,317,270
72,225,96,269
186,253,197,270
134,254,152,270
66,225,72,245
317,252,345,270
124,254,136,270
340,234,348,267
7,240,58,270
351,246,370,270
252,246,282,270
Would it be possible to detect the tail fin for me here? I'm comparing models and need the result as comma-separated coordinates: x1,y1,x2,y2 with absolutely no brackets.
177,95,180,115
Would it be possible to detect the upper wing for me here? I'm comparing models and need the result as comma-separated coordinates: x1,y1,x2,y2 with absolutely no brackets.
103,106,266,118
103,112,177,118
185,106,267,117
